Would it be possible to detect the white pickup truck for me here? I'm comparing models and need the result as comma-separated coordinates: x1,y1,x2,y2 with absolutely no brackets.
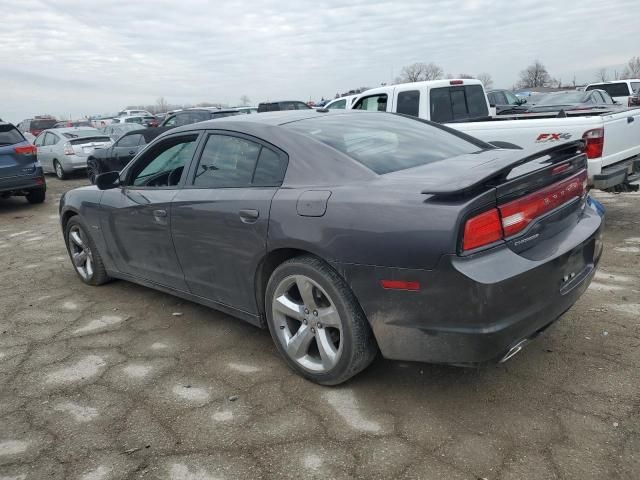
350,79,640,190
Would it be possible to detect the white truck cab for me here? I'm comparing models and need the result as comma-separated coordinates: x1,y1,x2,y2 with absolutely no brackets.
585,79,640,107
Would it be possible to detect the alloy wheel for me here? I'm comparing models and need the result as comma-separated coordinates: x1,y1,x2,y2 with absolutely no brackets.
67,225,94,280
55,162,64,179
272,275,343,373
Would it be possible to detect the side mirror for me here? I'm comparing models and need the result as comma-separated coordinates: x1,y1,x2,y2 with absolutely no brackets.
95,171,120,190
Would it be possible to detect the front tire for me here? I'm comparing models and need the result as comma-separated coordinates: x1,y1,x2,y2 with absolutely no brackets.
54,160,67,180
265,255,377,385
64,217,110,286
25,187,45,204
87,158,100,184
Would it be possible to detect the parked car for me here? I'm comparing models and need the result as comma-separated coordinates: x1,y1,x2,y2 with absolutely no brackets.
323,95,358,110
100,123,143,141
60,110,603,385
0,122,46,204
585,79,640,107
523,90,618,114
234,107,259,114
257,101,311,112
34,127,112,179
160,108,240,127
53,120,93,128
352,79,640,190
86,127,171,183
17,117,57,137
111,115,158,127
117,109,153,117
486,89,528,115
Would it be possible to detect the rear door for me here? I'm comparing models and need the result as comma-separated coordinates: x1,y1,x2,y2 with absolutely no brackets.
0,125,34,179
172,131,288,313
40,132,59,171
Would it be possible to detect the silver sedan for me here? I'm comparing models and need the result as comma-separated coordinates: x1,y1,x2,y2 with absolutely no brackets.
34,127,112,179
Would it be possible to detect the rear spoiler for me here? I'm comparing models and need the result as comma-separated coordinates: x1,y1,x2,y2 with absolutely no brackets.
421,141,586,195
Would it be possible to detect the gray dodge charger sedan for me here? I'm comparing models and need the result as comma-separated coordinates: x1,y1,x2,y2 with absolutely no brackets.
59,110,604,384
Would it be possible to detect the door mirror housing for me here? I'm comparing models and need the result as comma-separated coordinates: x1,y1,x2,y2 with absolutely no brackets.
95,171,121,190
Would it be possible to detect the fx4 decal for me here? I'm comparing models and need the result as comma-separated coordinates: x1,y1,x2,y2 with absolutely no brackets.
535,133,572,143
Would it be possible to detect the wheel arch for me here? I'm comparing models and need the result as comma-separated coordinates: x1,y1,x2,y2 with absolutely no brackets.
60,208,79,231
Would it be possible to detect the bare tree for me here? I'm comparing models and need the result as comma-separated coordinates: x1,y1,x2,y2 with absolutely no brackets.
457,73,475,79
156,97,168,113
517,60,553,88
476,72,493,89
239,95,251,106
595,68,608,82
397,62,443,83
623,56,640,79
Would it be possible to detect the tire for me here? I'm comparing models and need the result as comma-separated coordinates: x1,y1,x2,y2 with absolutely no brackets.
25,187,45,204
54,160,67,180
64,216,110,286
265,255,377,385
87,158,100,185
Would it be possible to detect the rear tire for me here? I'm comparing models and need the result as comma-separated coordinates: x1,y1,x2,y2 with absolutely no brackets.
25,187,45,204
265,255,377,385
54,160,67,180
64,216,110,286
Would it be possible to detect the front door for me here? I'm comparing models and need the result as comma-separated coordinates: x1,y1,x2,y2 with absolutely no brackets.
99,132,200,290
172,131,288,313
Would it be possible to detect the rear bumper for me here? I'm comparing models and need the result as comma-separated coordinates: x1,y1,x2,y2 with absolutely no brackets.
591,156,640,189
0,169,46,194
60,155,89,170
338,207,603,365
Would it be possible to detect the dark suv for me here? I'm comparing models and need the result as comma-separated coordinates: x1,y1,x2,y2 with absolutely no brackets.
0,123,46,204
257,101,311,112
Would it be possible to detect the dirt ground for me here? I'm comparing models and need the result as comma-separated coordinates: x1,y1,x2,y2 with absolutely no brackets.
0,174,638,480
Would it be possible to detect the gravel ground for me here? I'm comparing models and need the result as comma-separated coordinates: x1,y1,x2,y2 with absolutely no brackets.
0,174,638,480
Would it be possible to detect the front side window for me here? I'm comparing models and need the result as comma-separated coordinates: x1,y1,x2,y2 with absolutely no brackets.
193,135,261,188
129,135,197,187
504,91,519,105
397,90,420,117
353,94,388,112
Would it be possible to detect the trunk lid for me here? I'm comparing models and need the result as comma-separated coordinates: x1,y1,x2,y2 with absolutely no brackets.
68,136,112,157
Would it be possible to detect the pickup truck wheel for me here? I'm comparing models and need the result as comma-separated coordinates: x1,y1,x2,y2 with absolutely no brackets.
54,160,67,180
65,217,110,286
265,255,377,385
25,187,46,204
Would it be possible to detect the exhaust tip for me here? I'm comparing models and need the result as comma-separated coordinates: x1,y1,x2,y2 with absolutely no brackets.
499,339,529,363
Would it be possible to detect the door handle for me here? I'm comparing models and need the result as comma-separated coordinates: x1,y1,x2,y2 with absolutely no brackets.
129,150,136,155
239,209,259,223
153,209,167,218
628,116,635,124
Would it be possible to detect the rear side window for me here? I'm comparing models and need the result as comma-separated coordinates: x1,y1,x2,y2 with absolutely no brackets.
44,132,58,145
117,134,142,148
397,90,420,117
0,124,25,145
353,94,388,112
253,147,287,186
430,85,488,123
586,83,631,97
286,113,483,175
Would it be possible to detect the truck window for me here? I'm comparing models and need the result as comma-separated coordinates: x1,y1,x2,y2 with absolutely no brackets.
353,94,388,112
631,82,640,94
396,90,420,117
586,83,630,97
429,85,489,123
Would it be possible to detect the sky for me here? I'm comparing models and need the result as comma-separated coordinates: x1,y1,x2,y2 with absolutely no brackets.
1,0,637,123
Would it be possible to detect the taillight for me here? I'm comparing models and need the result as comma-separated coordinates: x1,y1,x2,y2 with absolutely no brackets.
63,142,75,155
14,145,37,155
462,208,503,251
582,128,604,159
462,169,588,252
499,170,587,237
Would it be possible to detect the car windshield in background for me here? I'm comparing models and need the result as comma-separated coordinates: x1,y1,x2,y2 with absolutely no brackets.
286,114,483,175
31,119,57,130
586,83,630,97
429,85,488,123
537,92,586,105
62,130,101,139
0,124,25,144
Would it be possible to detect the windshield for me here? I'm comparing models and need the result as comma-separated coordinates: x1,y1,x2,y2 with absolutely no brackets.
536,92,587,105
286,113,484,175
